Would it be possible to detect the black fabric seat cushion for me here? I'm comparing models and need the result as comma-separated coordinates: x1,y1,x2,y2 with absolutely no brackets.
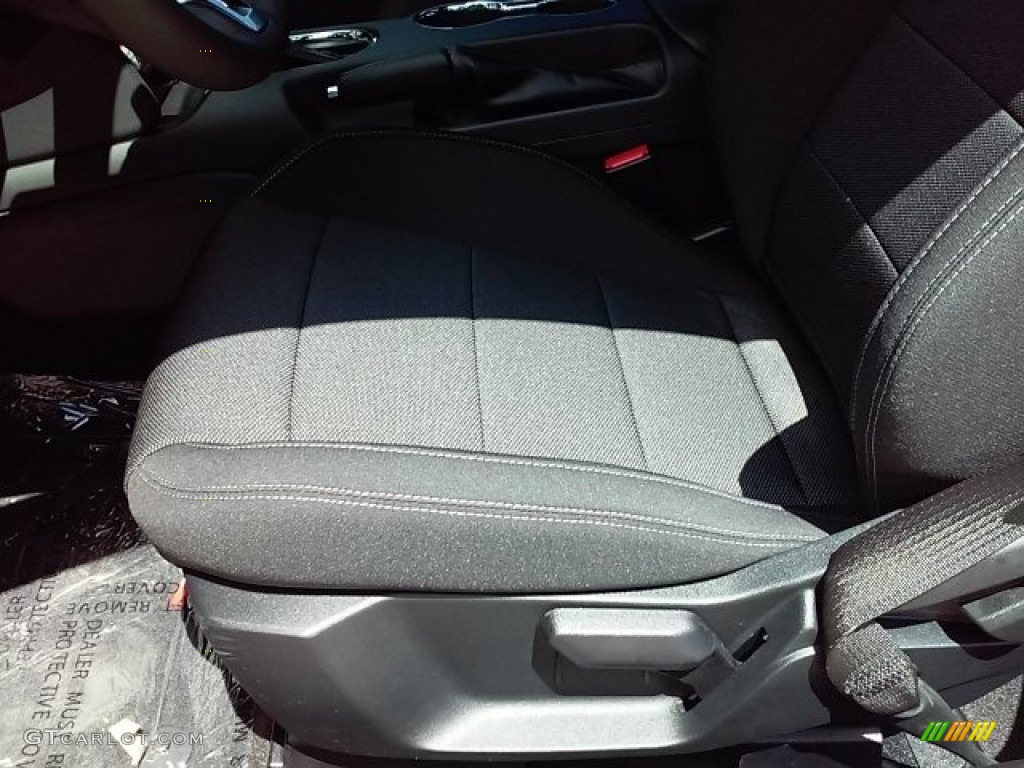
126,132,861,592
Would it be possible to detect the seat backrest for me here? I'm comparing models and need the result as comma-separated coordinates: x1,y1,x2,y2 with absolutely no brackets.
713,0,1024,511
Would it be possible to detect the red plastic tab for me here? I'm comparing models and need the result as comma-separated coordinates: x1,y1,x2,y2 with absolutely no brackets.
604,144,651,173
166,580,189,611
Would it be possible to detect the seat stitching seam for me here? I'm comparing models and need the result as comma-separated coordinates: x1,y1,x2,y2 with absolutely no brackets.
468,246,486,451
861,186,1024,432
139,470,820,541
286,216,328,440
866,201,1024,498
135,474,811,548
864,194,1024,489
154,441,789,509
893,12,1024,132
596,274,649,471
865,199,1024,502
850,147,1024,419
716,294,809,506
806,146,899,275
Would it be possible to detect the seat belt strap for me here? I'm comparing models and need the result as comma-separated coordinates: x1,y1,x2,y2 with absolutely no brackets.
822,460,1024,763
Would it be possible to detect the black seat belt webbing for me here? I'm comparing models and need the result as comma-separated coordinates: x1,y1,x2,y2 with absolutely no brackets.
822,460,1024,765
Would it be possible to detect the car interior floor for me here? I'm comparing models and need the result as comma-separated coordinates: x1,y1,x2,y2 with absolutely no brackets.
0,375,271,767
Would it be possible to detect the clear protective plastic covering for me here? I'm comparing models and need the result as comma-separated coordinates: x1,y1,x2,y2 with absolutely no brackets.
0,376,268,768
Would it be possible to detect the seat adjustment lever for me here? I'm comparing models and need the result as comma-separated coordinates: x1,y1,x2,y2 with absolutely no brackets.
542,608,722,671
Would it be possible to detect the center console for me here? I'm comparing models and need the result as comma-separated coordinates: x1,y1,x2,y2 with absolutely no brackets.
40,0,728,242
278,0,715,159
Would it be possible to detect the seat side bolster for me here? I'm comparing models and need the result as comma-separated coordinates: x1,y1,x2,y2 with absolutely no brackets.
128,442,830,593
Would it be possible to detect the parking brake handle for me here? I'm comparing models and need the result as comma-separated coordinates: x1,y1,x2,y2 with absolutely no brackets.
329,51,460,105
328,46,663,115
